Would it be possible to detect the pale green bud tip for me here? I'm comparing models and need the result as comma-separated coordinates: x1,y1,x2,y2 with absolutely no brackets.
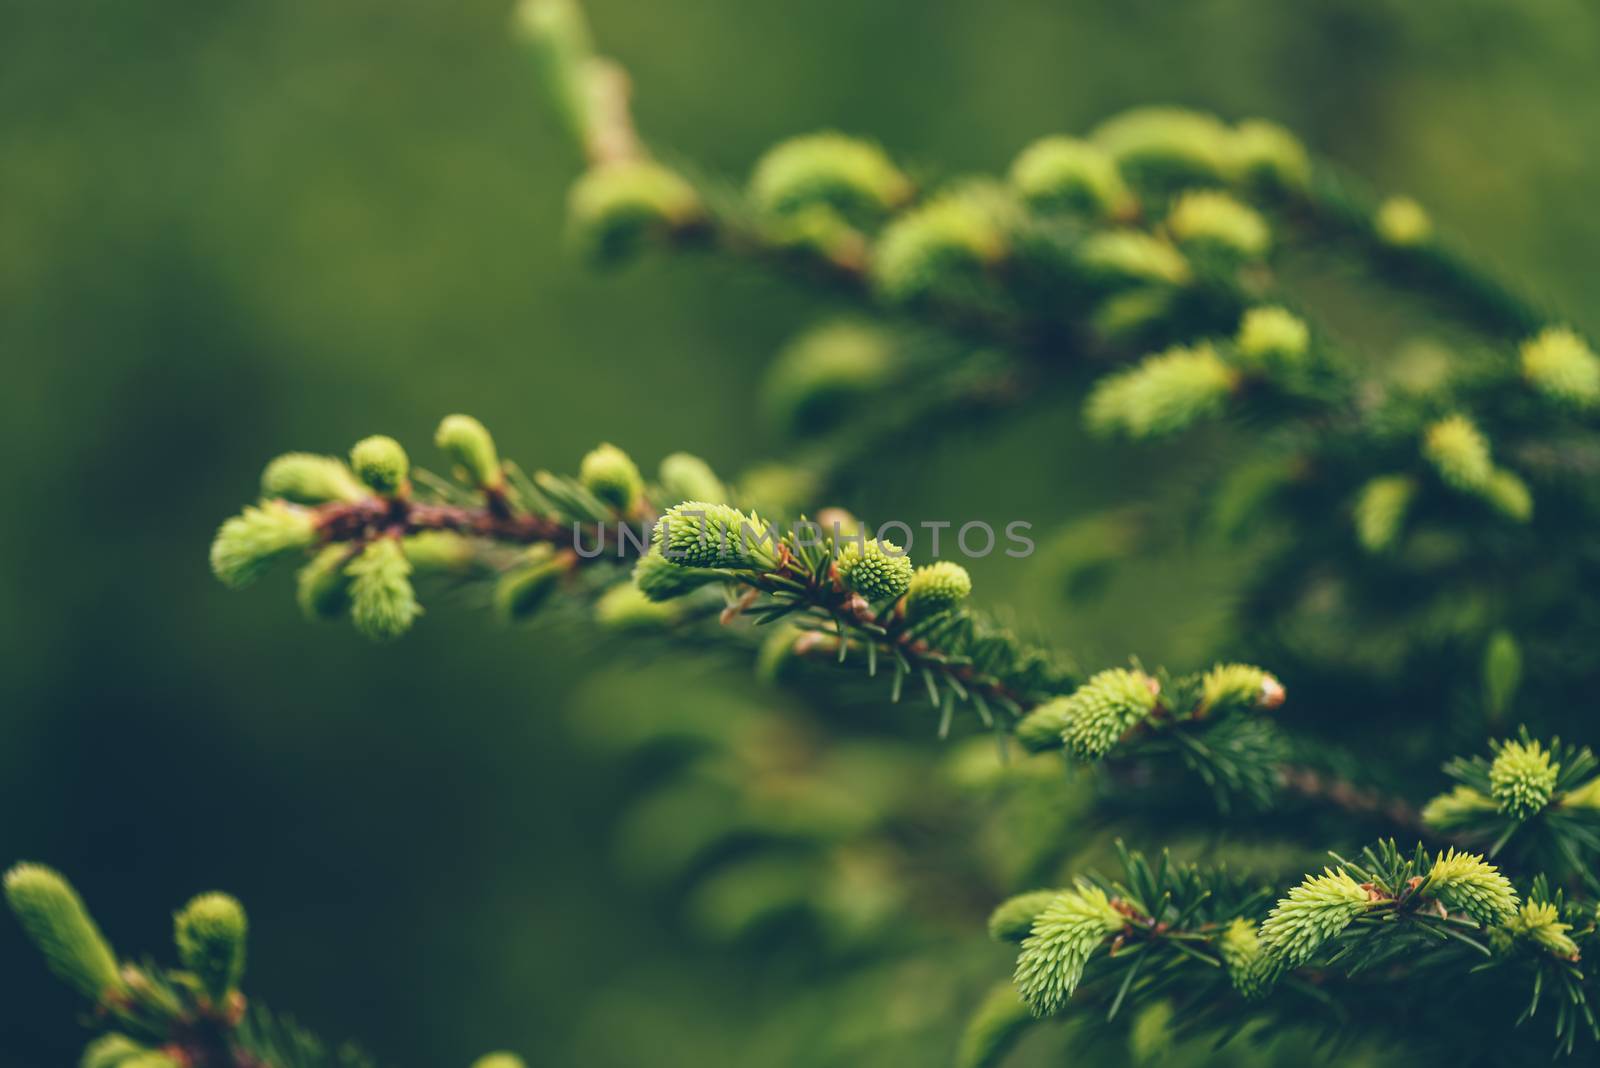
1375,195,1431,247
1057,668,1159,761
1091,106,1233,186
349,435,409,496
82,1034,154,1068
905,561,972,618
210,501,318,589
435,415,502,490
494,553,567,622
347,538,421,641
1489,738,1559,819
1230,118,1310,191
1077,230,1190,287
1166,190,1271,259
512,0,593,148
1353,475,1415,554
1236,306,1309,369
1520,326,1600,409
121,1057,182,1068
956,983,1035,1068
1085,343,1238,439
174,892,247,1000
1421,785,1497,830
579,442,644,512
1508,901,1580,960
764,321,899,435
1218,917,1273,999
1422,415,1493,493
836,538,915,602
987,889,1062,942
4,863,122,1001
402,531,477,573
656,453,726,506
655,501,777,570
1259,868,1370,967
1009,136,1131,217
1200,663,1284,714
297,546,353,620
470,1055,527,1068
1424,848,1518,926
750,132,912,217
872,187,1010,303
512,0,588,50
1013,883,1125,1016
594,581,677,629
633,549,723,602
261,453,366,504
1484,469,1533,522
569,161,702,265
1014,697,1072,753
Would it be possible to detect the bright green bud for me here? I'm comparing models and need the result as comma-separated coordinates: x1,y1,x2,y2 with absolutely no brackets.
736,463,819,517
905,561,972,618
1421,785,1497,830
1489,738,1559,818
1057,668,1159,760
4,864,122,1001
296,546,352,621
763,320,899,435
82,1035,154,1068
1090,287,1178,343
1520,326,1600,409
987,889,1062,943
872,187,1010,303
1424,849,1518,926
260,453,366,504
749,132,912,218
594,580,678,629
512,0,593,150
435,415,503,491
1166,190,1270,260
956,983,1035,1068
1200,663,1285,715
347,538,421,641
1014,696,1072,754
568,160,702,266
1484,468,1533,522
469,1055,527,1068
401,531,477,573
655,501,778,570
1562,776,1600,810
1085,343,1238,439
494,549,567,622
1218,917,1274,1000
836,538,914,602
349,435,409,497
1259,867,1370,967
1077,230,1190,288
579,442,644,513
1353,475,1416,554
1422,415,1493,493
1235,306,1309,370
633,548,724,602
174,892,247,1002
1375,195,1431,247
210,500,318,589
1091,106,1233,188
1482,629,1522,720
1506,901,1579,960
1229,118,1310,191
1009,136,1131,218
120,1057,181,1068
657,453,726,506
1013,882,1126,1016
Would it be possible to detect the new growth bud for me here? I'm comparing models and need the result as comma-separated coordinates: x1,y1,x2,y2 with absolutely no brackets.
210,501,318,589
1520,326,1600,410
1166,190,1271,260
349,435,409,497
904,561,972,618
347,537,421,641
1009,136,1132,218
1235,306,1309,370
1230,118,1310,191
435,415,503,491
494,548,569,622
655,502,778,571
568,161,702,266
836,539,915,602
1422,415,1493,493
656,453,726,506
579,442,643,513
1085,343,1238,439
1091,106,1233,190
4,863,123,1002
1375,196,1431,247
763,321,899,435
173,892,248,1003
1489,738,1559,819
749,132,913,218
261,453,367,504
872,186,1010,304
1353,475,1416,554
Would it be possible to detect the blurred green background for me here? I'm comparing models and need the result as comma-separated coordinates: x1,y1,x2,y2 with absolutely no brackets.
3,1,1597,1064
